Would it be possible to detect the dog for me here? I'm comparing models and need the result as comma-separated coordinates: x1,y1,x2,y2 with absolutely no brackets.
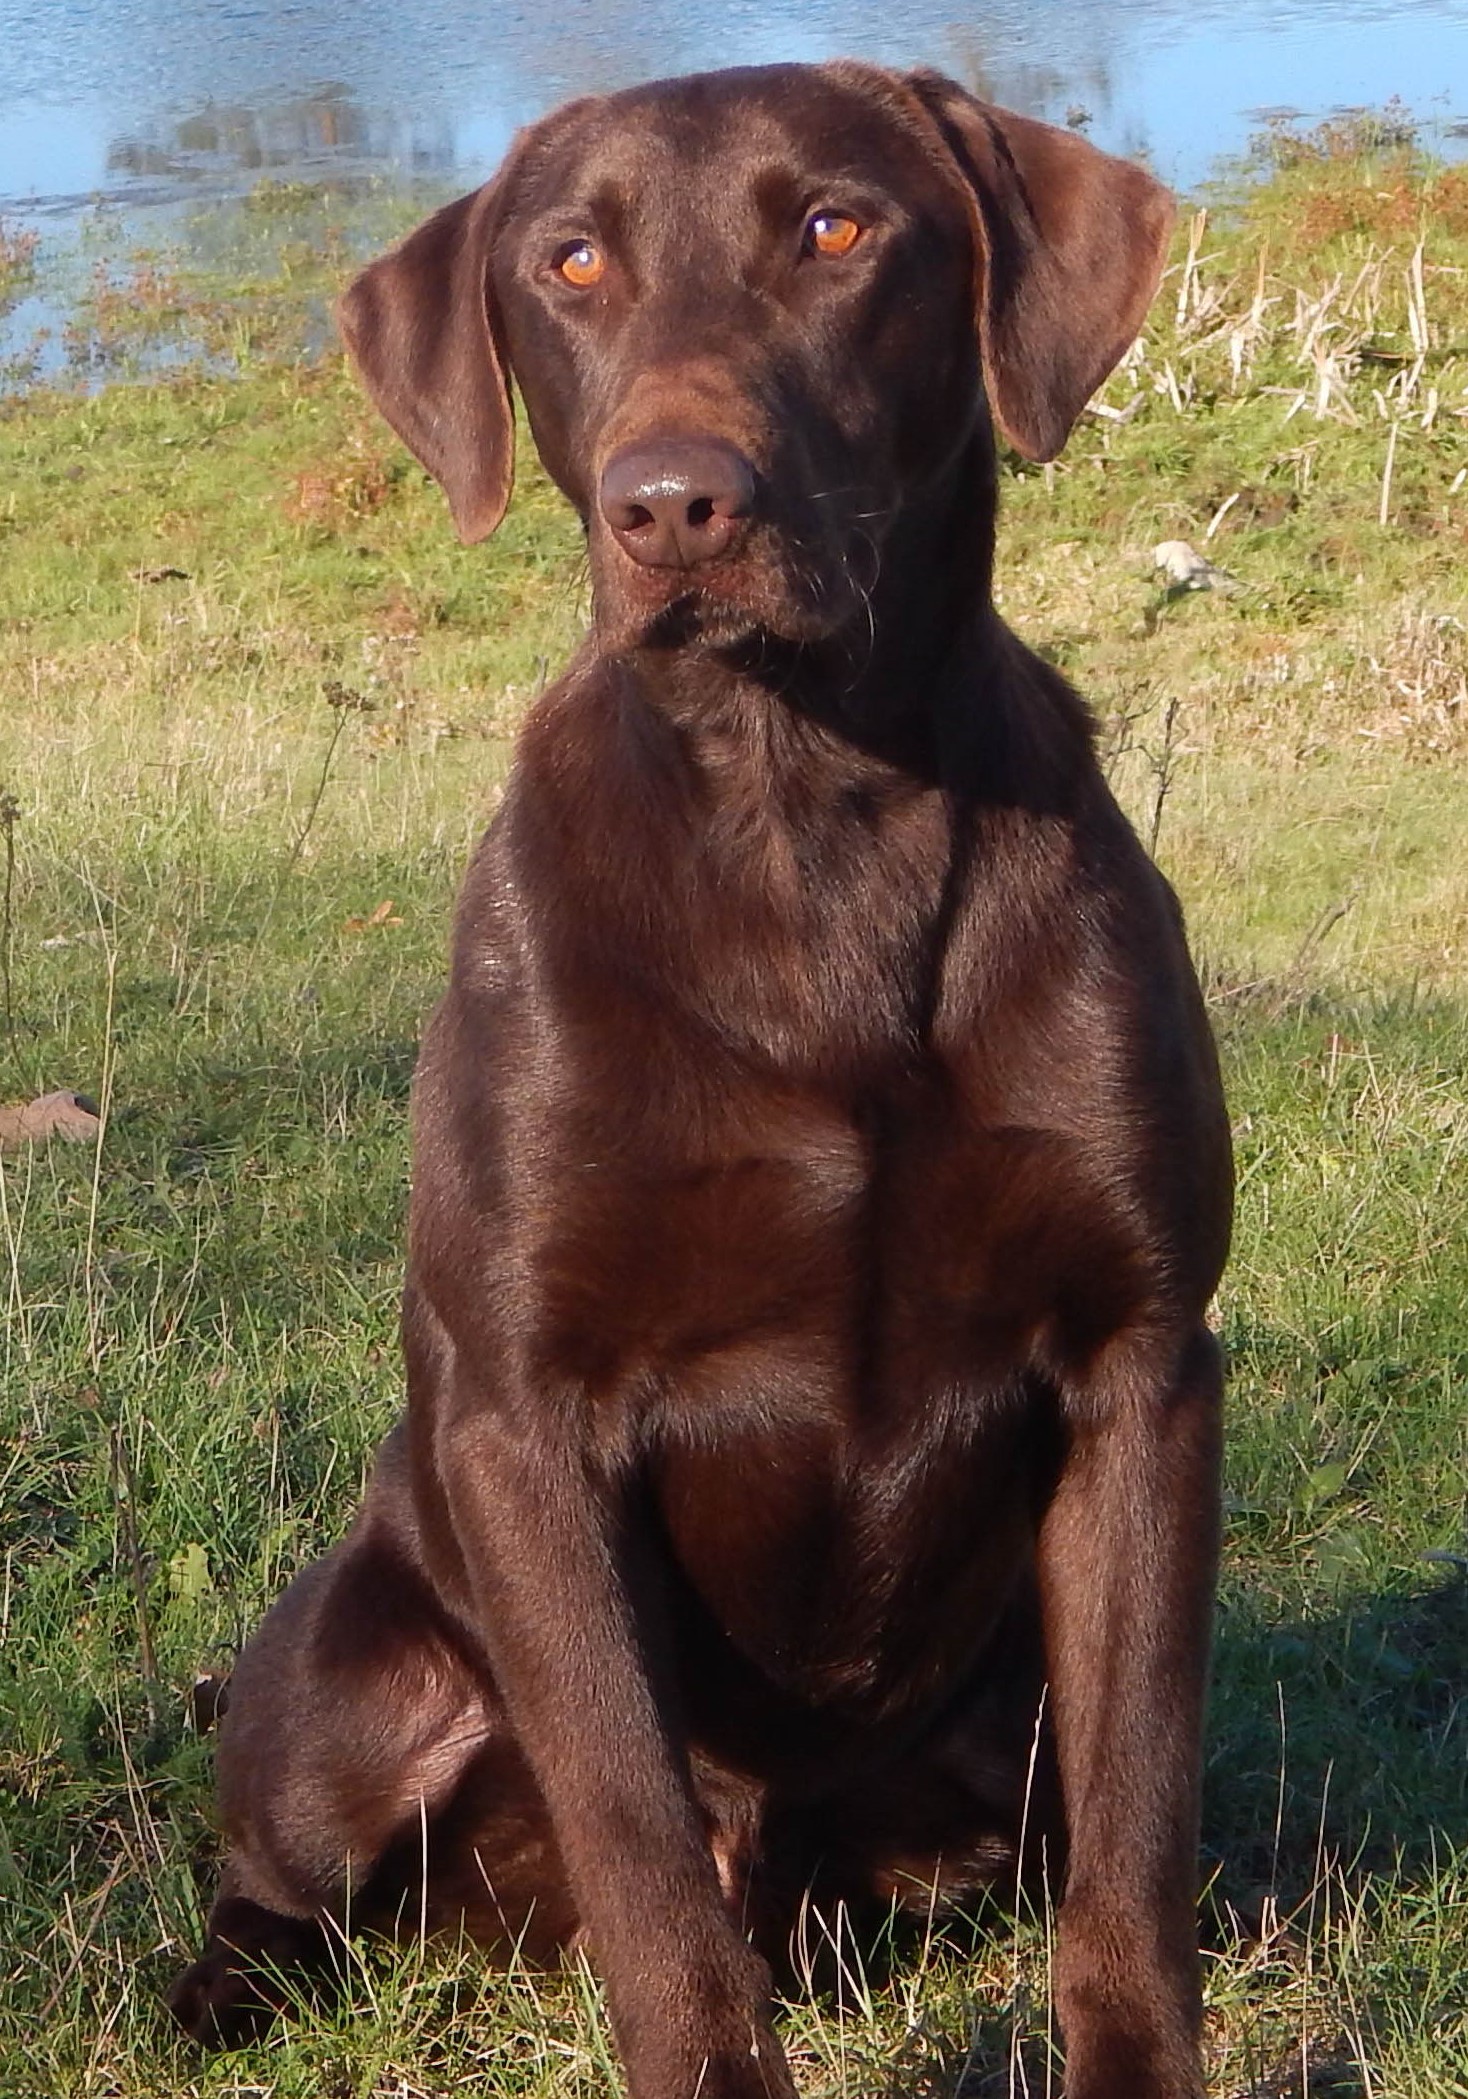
170,61,1231,2099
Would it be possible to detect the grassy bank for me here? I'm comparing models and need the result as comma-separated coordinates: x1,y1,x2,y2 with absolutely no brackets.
1,121,1466,2096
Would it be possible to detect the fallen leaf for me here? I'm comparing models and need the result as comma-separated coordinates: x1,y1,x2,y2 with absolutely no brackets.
0,1091,102,1151
168,1542,213,1603
1301,1459,1350,1513
1153,538,1238,592
342,899,403,933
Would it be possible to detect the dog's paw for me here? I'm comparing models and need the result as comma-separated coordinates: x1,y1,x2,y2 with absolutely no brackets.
166,1946,285,2050
168,1897,332,2050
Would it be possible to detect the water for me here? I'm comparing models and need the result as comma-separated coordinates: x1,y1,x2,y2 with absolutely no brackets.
1,0,1466,382
2,0,1467,232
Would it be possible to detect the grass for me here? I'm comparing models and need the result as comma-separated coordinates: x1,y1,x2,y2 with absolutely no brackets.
0,219,40,311
1,113,1467,2097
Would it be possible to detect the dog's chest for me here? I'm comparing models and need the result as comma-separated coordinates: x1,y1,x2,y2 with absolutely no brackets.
529,1019,1143,1706
648,1361,1043,1720
539,1062,1134,1401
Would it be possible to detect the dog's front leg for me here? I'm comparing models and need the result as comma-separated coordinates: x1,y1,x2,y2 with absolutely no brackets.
437,1403,794,2099
1037,1327,1223,2099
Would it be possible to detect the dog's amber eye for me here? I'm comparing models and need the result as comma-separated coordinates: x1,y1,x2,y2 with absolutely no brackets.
555,240,605,288
806,212,862,259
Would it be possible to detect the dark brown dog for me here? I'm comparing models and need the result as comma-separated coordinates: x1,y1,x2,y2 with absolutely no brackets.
170,62,1231,2099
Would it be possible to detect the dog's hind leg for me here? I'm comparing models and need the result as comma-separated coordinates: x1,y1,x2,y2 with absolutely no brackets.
170,1441,572,2046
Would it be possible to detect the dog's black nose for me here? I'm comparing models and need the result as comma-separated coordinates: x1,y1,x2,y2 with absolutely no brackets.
599,439,755,569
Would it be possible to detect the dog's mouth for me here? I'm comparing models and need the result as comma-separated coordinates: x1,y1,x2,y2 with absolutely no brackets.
589,513,883,659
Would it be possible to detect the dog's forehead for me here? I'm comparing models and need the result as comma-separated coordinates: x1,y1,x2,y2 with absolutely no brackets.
511,64,938,213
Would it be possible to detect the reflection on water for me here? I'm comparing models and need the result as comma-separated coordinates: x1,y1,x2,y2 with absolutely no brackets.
105,89,459,191
92,56,1120,217
933,31,1119,135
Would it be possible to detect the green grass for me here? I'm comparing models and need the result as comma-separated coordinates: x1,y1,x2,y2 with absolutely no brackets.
1,124,1467,2096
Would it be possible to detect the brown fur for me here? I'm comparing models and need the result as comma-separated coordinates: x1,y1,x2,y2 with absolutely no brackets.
170,62,1230,2099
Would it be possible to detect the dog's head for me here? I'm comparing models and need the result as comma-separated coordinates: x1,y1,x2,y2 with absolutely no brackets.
340,65,1171,654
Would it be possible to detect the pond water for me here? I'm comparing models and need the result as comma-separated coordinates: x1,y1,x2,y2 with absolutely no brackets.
1,0,1467,381
2,0,1467,231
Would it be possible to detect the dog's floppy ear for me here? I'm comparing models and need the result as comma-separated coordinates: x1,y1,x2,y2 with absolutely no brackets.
338,182,513,544
906,72,1174,462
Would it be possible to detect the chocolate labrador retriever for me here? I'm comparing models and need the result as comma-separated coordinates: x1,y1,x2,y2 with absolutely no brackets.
170,61,1231,2099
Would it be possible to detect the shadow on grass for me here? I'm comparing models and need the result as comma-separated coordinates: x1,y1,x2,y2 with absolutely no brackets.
1204,1565,1468,1936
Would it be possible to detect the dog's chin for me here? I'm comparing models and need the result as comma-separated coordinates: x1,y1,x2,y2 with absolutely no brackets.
591,552,856,661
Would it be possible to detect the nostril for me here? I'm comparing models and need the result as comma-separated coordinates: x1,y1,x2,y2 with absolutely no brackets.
599,437,757,569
